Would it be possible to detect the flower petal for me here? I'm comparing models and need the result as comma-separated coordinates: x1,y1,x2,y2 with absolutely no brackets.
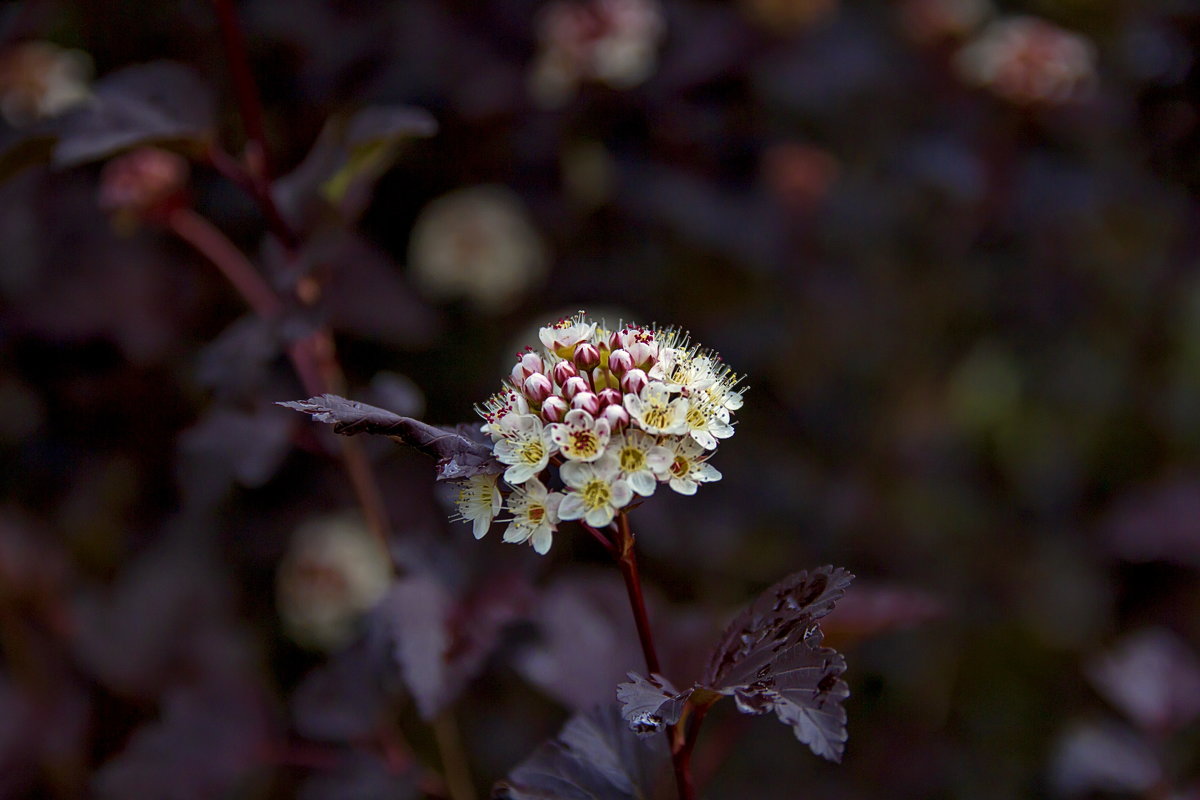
531,526,553,555
558,492,586,520
559,460,592,488
628,470,657,497
669,477,698,496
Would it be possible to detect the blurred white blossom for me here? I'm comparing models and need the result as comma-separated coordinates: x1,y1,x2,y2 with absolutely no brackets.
276,513,390,650
530,0,665,107
0,41,92,126
956,16,1096,105
408,185,548,313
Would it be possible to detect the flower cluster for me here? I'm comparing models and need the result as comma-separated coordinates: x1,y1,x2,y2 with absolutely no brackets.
452,312,743,554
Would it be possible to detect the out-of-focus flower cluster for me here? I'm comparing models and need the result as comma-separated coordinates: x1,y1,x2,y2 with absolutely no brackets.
276,513,391,650
0,40,91,126
453,312,743,554
529,0,665,107
408,185,548,314
955,16,1097,106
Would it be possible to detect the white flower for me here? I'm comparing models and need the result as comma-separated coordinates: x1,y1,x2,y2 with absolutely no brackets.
665,437,722,495
550,408,612,461
539,312,598,357
681,394,734,450
623,382,687,435
503,478,564,555
453,473,502,538
478,387,530,440
493,414,556,484
558,455,634,527
610,430,672,496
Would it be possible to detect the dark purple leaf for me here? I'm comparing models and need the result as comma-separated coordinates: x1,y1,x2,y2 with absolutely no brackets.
494,704,669,800
373,570,534,720
70,536,239,697
273,105,435,228
699,566,853,762
615,672,691,737
176,401,294,507
1086,628,1200,735
279,394,501,481
301,230,441,348
702,565,853,687
515,570,712,711
618,567,853,760
344,105,437,148
53,61,214,167
92,679,271,800
1051,721,1162,796
292,642,391,742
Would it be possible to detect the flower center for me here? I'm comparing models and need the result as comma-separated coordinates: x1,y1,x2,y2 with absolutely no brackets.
619,446,645,472
519,439,545,465
685,406,707,429
642,404,672,430
670,455,691,477
582,478,611,509
527,505,545,523
568,430,599,457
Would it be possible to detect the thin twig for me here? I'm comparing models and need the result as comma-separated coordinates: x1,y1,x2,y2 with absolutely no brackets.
612,513,695,800
210,0,272,179
580,521,617,554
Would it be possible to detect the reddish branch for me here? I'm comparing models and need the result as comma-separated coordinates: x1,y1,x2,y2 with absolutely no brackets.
612,513,697,800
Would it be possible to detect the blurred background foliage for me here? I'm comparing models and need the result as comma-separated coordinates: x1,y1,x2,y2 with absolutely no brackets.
2,0,1200,797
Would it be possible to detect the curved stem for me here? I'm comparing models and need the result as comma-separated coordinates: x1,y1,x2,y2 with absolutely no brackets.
612,513,695,800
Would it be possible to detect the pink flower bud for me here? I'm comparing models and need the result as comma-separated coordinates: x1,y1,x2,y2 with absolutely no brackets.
523,372,554,403
519,351,544,378
562,375,590,400
571,391,601,416
602,404,631,433
598,388,622,407
620,368,648,396
607,348,633,376
573,342,601,371
541,395,569,422
552,360,578,387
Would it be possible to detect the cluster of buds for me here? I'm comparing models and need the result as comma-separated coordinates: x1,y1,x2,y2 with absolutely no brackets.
452,312,744,554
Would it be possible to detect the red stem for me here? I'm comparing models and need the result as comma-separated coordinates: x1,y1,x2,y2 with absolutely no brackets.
211,0,271,178
613,513,695,800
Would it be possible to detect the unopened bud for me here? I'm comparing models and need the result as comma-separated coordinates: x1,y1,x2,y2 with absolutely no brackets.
598,388,622,407
552,360,578,387
607,348,633,376
541,395,569,422
571,391,601,416
602,404,631,433
523,372,554,403
573,342,601,371
562,375,590,400
519,351,544,378
620,368,648,396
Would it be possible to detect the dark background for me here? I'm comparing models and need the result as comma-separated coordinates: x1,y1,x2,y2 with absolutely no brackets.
2,0,1200,797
